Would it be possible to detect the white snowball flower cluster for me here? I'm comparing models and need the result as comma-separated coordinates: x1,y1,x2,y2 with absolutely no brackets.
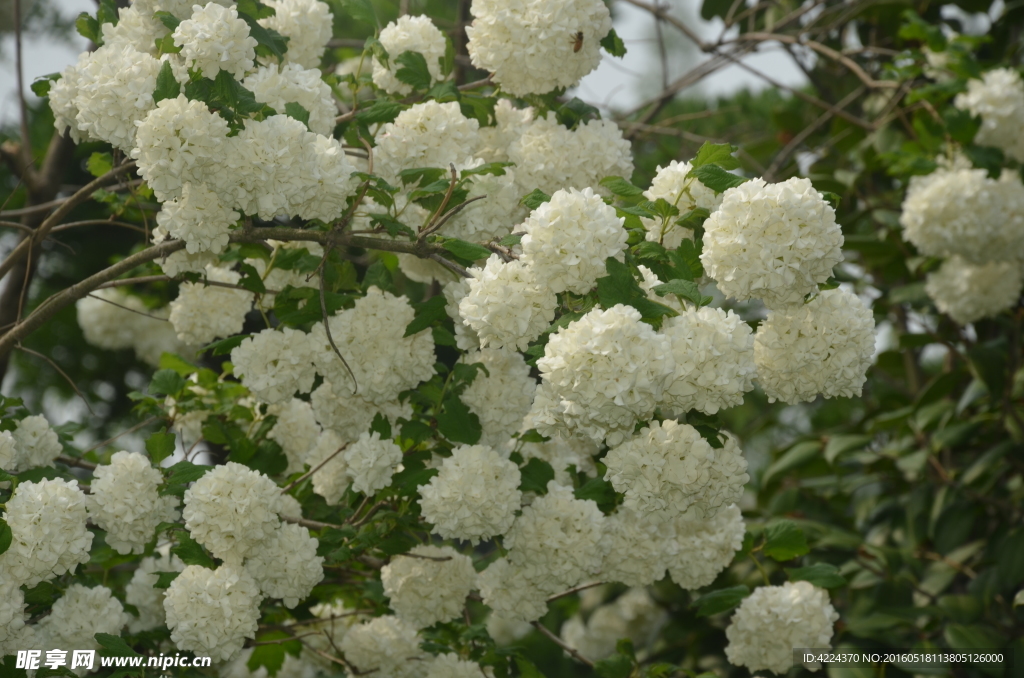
643,160,723,248
39,584,129,652
344,431,403,495
444,164,526,243
339,615,422,678
426,654,494,678
477,99,535,163
0,580,28,657
125,551,185,633
477,557,552,624
419,444,522,542
754,288,875,404
504,481,607,593
87,451,180,555
702,177,843,307
244,522,324,607
531,305,673,445
486,612,533,645
311,287,434,405
260,0,333,69
667,503,745,590
76,288,188,367
231,327,318,404
243,63,337,136
560,588,666,663
521,187,628,294
4,414,63,473
307,429,350,505
925,256,1023,325
898,164,1024,264
0,479,92,588
461,348,537,447
661,307,757,415
267,398,321,474
604,420,748,519
374,101,480,182
381,545,476,628
164,564,263,662
517,433,598,485
444,273,481,351
173,2,257,80
509,114,634,195
169,265,253,345
725,581,839,674
156,181,240,254
99,3,168,53
373,15,447,95
955,67,1024,163
466,0,611,96
311,380,411,442
599,508,670,587
458,256,557,351
182,462,282,562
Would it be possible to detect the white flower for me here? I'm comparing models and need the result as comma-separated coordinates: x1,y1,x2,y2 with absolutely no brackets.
599,508,673,587
248,240,323,306
87,451,180,555
307,429,350,505
173,2,257,80
459,255,557,351
101,3,168,53
49,61,85,143
667,503,745,590
76,288,150,351
461,348,537,447
477,99,535,163
0,478,92,588
643,160,722,249
396,253,458,284
157,248,217,279
311,287,435,405
560,588,666,663
374,101,480,183
509,114,634,195
531,305,673,445
243,63,337,136
344,431,402,495
0,432,16,474
381,545,476,629
517,433,598,485
373,15,447,95
267,398,321,475
10,414,63,472
182,462,282,562
486,613,533,645
478,557,552,624
0,580,28,657
725,581,839,674
444,163,526,243
926,256,1023,325
156,182,239,254
603,420,748,519
754,288,875,404
899,165,1024,264
701,177,844,307
466,0,611,96
70,42,162,152
244,522,323,608
955,68,1024,163
444,273,481,351
520,187,627,294
661,306,757,415
38,584,129,652
169,265,253,345
132,94,231,202
164,564,263,662
231,327,318,405
339,616,422,678
260,0,333,69
310,380,412,442
505,481,607,592
126,551,185,633
426,654,494,678
419,444,522,543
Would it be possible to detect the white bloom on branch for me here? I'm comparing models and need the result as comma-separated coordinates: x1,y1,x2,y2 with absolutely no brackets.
156,181,239,254
231,327,318,405
339,615,422,678
344,431,402,495
310,380,411,443
955,67,1024,163
426,654,494,678
667,503,745,590
173,2,257,80
560,588,667,663
38,584,129,655
374,101,480,183
599,508,670,587
101,4,169,54
373,15,448,95
925,256,1023,325
267,398,321,475
477,99,536,163
244,522,323,608
307,429,350,505
458,255,557,352
126,551,185,633
643,160,722,249
0,580,28,657
10,414,63,473
461,348,537,448
517,432,599,485
381,545,477,629
443,273,481,351
260,0,333,69
243,63,337,136
478,557,552,624
169,265,253,346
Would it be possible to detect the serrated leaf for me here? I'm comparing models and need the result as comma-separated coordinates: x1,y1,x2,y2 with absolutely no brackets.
238,12,289,60
652,279,705,306
786,562,847,588
519,457,555,495
202,334,249,356
145,429,175,465
443,239,492,261
395,50,433,90
691,141,740,170
688,164,747,193
405,295,447,337
763,519,810,561
355,99,403,125
0,519,11,556
171,532,216,568
600,175,644,197
692,585,750,617
149,369,185,396
521,188,551,210
152,10,180,30
399,167,448,186
436,395,481,444
284,102,310,129
599,27,627,57
95,633,141,658
86,152,113,178
153,59,181,103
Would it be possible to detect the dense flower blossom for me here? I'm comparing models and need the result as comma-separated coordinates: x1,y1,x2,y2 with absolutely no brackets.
599,508,670,587
667,503,745,590
169,265,254,345
445,164,526,243
339,616,422,678
173,2,257,80
344,431,403,495
478,557,552,623
925,256,1023,325
9,415,63,473
100,3,168,53
267,398,321,474
156,181,239,254
955,67,1024,163
87,451,180,554
231,327,318,404
374,101,480,182
243,63,337,136
477,99,535,163
754,288,875,404
310,380,412,442
126,551,185,633
244,522,323,608
381,545,476,629
444,273,482,351
517,433,599,485
0,580,28,657
426,654,494,678
461,348,537,447
76,288,187,366
307,429,350,505
260,0,333,69
642,160,722,249
459,256,557,351
373,15,448,95
560,588,667,663
39,584,129,655
702,177,844,307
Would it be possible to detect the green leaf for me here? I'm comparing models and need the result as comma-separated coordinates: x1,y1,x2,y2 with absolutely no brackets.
519,457,555,495
691,141,740,170
284,102,310,129
555,97,600,128
75,12,101,44
820,191,841,210
171,532,216,568
145,429,176,465
394,50,433,90
967,341,1007,400
574,477,617,512
247,639,287,677
521,188,551,210
87,152,113,178
238,12,289,60
355,100,403,125
405,295,448,337
499,233,523,247
237,262,267,294
163,460,211,488
594,652,633,678
370,412,391,439
0,519,11,556
762,440,822,485
436,395,481,445
152,10,180,30
391,466,438,496
442,239,492,261
153,60,181,103
824,434,871,464
399,167,447,186
597,258,678,322
688,164,747,193
203,334,249,356
236,0,276,19
460,162,512,178
692,585,750,617
30,73,60,98
515,657,547,678
600,175,644,197
676,239,704,278
95,633,141,658
599,27,627,57
786,562,847,588
153,571,181,588
149,369,185,396
339,0,377,26
763,519,810,561
651,279,705,307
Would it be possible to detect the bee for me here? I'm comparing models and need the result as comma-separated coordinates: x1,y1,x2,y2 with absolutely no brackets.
571,31,584,53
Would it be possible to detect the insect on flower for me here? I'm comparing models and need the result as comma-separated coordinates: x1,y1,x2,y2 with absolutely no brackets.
571,31,584,53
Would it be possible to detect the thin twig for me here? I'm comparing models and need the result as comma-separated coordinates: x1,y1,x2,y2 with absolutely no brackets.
546,581,604,602
282,515,347,531
15,345,96,415
427,253,471,279
531,621,595,667
57,454,98,470
281,443,350,494
85,416,161,453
